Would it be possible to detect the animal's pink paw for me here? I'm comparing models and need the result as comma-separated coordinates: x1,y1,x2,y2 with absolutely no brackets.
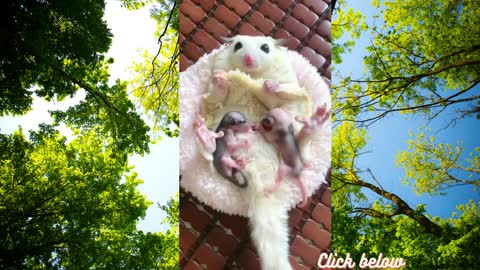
233,157,246,169
193,113,206,128
303,162,312,170
213,70,227,90
311,104,330,126
295,115,310,128
266,181,282,194
230,139,250,152
194,115,223,153
264,79,280,93
297,198,308,208
296,104,330,130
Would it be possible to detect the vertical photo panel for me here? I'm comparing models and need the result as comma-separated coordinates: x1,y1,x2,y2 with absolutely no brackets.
328,0,480,269
179,1,332,269
0,0,179,268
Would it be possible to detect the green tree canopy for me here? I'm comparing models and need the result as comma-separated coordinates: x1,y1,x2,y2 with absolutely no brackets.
123,0,179,138
0,127,149,268
1,0,178,268
0,0,151,156
1,127,179,269
396,130,480,196
331,0,480,268
0,0,111,115
335,0,480,125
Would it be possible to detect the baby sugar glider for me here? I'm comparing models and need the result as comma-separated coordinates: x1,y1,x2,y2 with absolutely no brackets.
256,106,330,207
213,111,252,187
202,35,309,113
257,108,308,206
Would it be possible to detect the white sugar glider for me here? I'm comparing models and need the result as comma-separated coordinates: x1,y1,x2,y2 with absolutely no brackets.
198,36,316,270
202,35,311,119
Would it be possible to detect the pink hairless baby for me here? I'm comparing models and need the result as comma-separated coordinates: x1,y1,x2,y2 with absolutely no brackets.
194,111,252,187
256,104,330,207
193,114,224,154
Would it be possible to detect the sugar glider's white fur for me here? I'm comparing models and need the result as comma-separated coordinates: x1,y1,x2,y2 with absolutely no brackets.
202,35,311,128
234,130,293,270
211,36,302,270
199,35,318,270
245,184,292,270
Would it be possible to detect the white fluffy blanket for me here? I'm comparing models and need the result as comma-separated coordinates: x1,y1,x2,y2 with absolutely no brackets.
180,47,331,216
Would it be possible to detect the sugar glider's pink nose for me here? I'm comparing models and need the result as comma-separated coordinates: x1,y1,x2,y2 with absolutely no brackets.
244,54,256,67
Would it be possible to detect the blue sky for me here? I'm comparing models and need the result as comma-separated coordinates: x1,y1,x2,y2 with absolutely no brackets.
334,1,479,219
103,0,179,233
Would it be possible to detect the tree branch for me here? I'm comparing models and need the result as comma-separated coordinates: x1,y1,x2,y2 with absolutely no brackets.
344,168,443,236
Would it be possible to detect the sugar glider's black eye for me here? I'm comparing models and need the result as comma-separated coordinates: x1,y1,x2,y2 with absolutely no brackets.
260,44,269,53
234,42,243,52
261,116,275,131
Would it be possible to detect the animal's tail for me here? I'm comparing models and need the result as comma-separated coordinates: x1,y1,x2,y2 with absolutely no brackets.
247,193,292,270
231,169,248,187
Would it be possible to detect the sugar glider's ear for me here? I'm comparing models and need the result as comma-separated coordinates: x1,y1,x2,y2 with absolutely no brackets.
273,38,288,47
221,37,234,44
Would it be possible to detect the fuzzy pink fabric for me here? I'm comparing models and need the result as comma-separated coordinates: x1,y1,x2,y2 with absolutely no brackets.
180,47,331,216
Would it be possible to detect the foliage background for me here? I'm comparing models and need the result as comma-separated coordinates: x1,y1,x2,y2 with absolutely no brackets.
0,0,179,268
331,0,479,268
